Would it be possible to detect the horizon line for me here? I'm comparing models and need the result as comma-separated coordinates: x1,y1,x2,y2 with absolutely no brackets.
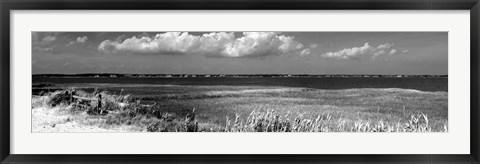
32,73,448,76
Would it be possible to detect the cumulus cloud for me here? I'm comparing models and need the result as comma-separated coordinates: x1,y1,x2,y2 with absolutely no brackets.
32,34,57,52
33,35,56,46
300,49,311,56
77,36,88,43
39,36,56,45
323,43,372,59
98,32,307,58
67,36,88,45
371,50,386,59
389,49,397,55
99,32,203,55
322,42,405,60
377,43,393,49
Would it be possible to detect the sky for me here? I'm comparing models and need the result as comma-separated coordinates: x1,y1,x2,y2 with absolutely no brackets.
32,32,448,75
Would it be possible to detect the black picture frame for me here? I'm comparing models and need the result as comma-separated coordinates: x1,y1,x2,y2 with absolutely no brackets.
1,0,479,163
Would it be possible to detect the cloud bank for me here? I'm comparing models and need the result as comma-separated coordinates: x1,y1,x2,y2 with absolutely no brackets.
322,42,406,60
98,32,308,58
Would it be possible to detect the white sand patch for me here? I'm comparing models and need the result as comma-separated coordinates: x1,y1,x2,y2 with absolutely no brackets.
32,107,124,133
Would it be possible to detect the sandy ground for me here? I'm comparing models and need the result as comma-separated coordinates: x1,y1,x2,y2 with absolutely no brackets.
32,106,120,132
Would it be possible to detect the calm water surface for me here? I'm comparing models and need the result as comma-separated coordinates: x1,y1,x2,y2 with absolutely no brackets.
33,77,448,92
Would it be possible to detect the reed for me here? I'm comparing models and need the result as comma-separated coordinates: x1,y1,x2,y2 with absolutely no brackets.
222,109,446,132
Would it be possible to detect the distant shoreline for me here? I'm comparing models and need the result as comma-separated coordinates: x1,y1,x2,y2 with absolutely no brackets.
32,74,448,78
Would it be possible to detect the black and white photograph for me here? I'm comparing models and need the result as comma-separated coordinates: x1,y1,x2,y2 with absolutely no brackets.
31,32,448,133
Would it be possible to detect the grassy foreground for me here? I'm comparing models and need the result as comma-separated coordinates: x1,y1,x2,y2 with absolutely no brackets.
32,86,448,132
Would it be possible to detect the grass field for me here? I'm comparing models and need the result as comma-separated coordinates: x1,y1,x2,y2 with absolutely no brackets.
32,84,448,132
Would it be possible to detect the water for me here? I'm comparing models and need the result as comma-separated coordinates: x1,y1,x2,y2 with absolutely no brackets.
33,77,448,92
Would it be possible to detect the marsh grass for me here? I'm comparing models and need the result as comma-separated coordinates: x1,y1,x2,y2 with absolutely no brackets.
32,87,448,132
223,109,446,132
